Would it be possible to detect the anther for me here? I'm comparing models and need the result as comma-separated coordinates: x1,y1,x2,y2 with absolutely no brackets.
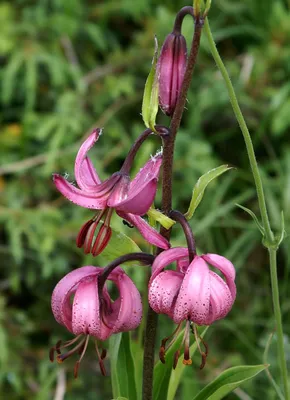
173,350,180,369
159,346,166,364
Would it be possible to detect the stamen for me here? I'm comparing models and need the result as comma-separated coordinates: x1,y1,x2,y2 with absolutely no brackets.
56,337,86,363
49,347,55,362
182,321,192,366
73,335,90,378
166,323,183,350
159,323,181,364
92,224,112,256
101,349,107,360
159,323,183,364
159,346,166,364
95,341,107,376
173,350,180,369
77,209,114,256
192,323,208,370
83,211,105,253
76,219,94,248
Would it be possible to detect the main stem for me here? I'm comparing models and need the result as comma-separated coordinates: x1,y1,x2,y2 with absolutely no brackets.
204,18,289,399
142,13,203,400
269,248,289,399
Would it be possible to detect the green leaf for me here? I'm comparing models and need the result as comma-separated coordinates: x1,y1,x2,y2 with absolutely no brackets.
147,208,176,229
275,210,285,248
185,165,233,220
153,326,208,400
167,327,209,400
110,332,137,400
236,203,265,235
112,398,128,400
142,36,159,131
2,51,24,104
98,227,142,267
192,364,268,400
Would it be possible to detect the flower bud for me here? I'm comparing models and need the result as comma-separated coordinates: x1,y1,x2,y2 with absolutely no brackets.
158,33,187,116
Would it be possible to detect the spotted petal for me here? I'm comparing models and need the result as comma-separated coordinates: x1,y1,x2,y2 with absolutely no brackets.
51,266,98,332
173,256,211,325
149,270,183,318
108,268,143,333
72,278,112,340
117,211,170,249
207,271,234,324
202,253,236,299
74,129,102,190
108,155,162,215
150,247,188,282
53,173,121,209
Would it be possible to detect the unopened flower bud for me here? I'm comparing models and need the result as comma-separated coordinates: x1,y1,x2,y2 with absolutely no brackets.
158,33,187,116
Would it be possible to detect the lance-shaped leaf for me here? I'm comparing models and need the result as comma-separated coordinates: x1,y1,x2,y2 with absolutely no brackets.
236,203,265,235
147,207,176,230
185,165,233,220
192,364,268,400
275,210,285,248
142,37,159,132
110,332,137,400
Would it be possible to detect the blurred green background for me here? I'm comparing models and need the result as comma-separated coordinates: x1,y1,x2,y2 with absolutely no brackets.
1,0,290,399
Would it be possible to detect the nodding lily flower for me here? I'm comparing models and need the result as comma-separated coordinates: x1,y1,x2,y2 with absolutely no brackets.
148,248,236,369
50,266,142,377
53,129,169,255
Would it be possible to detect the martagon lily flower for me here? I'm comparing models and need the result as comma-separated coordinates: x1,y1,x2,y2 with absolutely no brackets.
53,129,169,255
50,265,142,377
148,248,236,369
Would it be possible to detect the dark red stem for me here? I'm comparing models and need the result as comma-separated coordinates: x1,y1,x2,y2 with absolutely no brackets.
142,11,203,400
173,6,195,35
120,126,170,173
98,252,154,294
169,210,196,262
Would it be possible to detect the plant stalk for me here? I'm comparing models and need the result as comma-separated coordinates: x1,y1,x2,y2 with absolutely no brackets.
142,11,203,400
269,248,289,399
204,17,289,399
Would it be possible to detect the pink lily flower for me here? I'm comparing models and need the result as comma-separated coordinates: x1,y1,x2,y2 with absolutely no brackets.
53,129,169,255
148,247,236,368
50,265,142,377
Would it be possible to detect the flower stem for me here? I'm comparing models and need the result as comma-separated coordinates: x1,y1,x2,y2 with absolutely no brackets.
99,252,154,290
204,17,289,399
142,12,203,400
169,209,196,261
120,126,170,174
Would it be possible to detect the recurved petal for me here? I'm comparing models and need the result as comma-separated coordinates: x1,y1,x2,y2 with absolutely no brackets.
110,179,158,215
202,253,236,299
108,270,143,333
117,211,170,250
116,153,162,215
173,256,210,325
51,266,98,332
53,173,120,209
148,270,183,318
207,271,234,324
74,129,102,189
72,278,112,340
150,247,188,283
109,155,162,215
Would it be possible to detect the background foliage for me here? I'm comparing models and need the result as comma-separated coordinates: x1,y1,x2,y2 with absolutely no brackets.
1,0,290,399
